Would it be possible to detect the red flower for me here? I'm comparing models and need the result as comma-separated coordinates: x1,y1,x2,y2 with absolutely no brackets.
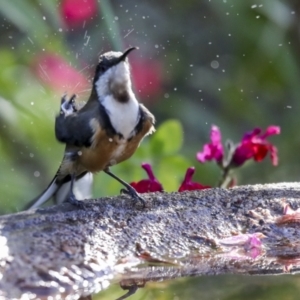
196,125,224,164
61,0,98,27
131,58,162,100
130,163,163,193
33,53,89,95
178,167,211,192
231,126,280,166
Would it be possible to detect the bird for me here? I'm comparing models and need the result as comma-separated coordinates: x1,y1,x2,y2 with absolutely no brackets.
26,47,155,209
24,95,94,209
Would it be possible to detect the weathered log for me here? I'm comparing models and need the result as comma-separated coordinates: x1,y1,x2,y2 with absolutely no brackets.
1,182,300,300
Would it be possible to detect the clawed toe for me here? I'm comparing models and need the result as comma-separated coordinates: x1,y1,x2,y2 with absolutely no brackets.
121,187,145,207
120,188,130,195
68,194,86,209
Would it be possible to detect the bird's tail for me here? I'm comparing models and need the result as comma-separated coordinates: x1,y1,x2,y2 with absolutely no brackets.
24,176,61,210
24,172,93,210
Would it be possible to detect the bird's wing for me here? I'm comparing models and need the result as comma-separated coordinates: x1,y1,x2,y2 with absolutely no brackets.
55,98,120,148
135,103,156,136
55,110,95,147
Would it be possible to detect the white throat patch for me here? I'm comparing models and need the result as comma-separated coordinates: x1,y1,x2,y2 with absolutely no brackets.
95,60,140,139
101,93,140,139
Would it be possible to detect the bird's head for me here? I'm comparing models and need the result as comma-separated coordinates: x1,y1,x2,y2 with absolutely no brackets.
94,47,137,103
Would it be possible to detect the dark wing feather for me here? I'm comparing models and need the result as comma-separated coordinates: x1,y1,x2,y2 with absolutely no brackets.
55,98,121,147
55,111,94,147
135,104,155,134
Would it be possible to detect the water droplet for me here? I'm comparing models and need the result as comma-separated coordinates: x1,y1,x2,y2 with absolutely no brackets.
211,60,219,69
34,171,40,177
164,93,169,98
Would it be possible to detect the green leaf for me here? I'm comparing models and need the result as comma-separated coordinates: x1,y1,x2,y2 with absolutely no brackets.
157,155,192,192
150,119,183,155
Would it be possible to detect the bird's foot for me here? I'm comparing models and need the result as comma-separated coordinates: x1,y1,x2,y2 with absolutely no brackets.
120,187,146,208
68,193,86,209
116,285,139,300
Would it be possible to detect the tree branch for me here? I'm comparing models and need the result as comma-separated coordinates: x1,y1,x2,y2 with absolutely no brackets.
1,182,300,299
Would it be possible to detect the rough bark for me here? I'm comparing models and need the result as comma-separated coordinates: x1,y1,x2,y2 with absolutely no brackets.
1,182,300,300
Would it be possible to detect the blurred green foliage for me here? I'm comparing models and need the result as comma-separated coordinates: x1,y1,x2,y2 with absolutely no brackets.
1,0,300,298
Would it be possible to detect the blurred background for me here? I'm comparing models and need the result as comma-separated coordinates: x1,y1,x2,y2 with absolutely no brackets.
0,0,300,298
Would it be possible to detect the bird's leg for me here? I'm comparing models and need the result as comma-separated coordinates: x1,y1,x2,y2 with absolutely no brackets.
104,168,146,207
115,285,139,300
68,173,85,209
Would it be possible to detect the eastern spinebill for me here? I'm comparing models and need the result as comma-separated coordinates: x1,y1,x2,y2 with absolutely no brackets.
26,47,155,209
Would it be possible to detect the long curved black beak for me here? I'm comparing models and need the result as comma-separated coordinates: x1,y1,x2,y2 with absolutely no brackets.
118,47,138,62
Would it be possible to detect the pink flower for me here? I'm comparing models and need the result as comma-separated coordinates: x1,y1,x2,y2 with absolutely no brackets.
131,58,162,100
33,53,89,95
219,233,265,259
196,125,224,164
61,0,98,27
276,202,300,225
231,126,280,167
178,167,211,192
130,163,163,193
219,233,264,248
